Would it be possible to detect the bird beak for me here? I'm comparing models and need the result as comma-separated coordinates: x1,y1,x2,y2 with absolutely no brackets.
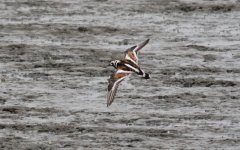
109,63,111,66
108,62,112,67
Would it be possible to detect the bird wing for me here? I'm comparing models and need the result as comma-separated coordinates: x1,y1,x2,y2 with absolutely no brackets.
124,39,150,65
107,70,132,107
133,39,150,53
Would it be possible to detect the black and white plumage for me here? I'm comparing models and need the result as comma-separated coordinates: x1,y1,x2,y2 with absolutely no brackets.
107,39,150,107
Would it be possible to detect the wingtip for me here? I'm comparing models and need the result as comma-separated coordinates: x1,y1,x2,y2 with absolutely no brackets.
134,39,150,52
144,39,150,45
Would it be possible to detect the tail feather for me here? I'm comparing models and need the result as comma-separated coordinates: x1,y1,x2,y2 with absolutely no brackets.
139,69,150,79
143,73,150,79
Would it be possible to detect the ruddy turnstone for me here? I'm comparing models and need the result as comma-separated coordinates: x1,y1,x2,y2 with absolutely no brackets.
107,39,150,107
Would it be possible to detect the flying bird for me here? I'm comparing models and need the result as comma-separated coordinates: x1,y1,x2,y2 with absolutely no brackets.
107,39,150,107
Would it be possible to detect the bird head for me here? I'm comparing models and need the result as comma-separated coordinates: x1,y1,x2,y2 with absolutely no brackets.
109,60,119,68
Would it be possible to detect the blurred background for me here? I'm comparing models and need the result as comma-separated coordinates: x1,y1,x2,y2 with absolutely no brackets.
0,0,240,149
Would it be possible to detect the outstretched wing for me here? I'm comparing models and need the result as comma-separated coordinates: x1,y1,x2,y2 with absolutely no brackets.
107,70,132,107
133,39,150,53
124,39,150,64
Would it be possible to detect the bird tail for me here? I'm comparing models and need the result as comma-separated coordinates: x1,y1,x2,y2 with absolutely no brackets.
144,73,150,79
139,69,150,79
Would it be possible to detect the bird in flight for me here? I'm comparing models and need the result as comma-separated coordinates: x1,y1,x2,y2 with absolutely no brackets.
107,39,150,107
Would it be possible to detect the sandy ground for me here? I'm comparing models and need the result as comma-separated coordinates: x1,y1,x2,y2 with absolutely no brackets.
1,0,240,149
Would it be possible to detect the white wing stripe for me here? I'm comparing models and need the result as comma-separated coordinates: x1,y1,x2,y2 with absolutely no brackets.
107,77,125,106
116,69,133,74
125,54,138,65
125,64,139,73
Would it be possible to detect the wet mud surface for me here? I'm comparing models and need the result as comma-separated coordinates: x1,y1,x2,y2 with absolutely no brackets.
1,0,240,149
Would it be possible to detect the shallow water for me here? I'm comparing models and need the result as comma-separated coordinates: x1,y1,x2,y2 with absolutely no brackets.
0,0,240,149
